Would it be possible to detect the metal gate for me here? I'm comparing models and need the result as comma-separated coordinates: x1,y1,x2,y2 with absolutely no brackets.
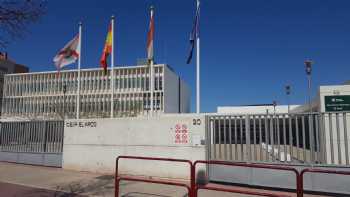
0,120,64,167
205,112,350,193
206,112,350,165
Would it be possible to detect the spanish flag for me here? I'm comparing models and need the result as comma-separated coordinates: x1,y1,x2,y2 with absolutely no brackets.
100,22,113,75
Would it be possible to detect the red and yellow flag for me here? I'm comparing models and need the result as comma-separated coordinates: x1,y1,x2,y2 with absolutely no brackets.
100,23,112,75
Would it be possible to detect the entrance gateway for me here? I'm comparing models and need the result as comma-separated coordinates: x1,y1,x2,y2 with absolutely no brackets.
205,112,350,194
0,113,349,194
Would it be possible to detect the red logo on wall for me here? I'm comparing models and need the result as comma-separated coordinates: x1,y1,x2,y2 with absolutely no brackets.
175,124,188,144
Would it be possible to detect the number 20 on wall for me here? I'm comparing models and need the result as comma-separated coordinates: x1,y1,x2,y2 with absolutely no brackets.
193,119,201,126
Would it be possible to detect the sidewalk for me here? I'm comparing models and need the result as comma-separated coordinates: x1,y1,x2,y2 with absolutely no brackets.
0,162,114,197
0,162,188,197
0,162,328,197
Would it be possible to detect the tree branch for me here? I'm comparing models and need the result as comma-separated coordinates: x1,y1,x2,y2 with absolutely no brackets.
0,0,47,48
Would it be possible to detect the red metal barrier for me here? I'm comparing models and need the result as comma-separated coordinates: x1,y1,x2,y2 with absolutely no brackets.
299,168,350,197
116,176,191,196
195,185,290,197
194,160,299,197
115,156,194,197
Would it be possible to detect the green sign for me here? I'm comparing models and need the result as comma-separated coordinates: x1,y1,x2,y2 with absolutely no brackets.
325,95,350,112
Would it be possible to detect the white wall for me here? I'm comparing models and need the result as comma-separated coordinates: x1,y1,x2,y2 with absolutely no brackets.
319,85,350,112
217,105,300,114
63,114,205,180
180,79,190,113
163,65,180,113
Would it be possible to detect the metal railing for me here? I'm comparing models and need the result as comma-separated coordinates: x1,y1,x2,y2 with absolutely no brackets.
194,160,299,197
116,176,192,197
115,156,194,197
0,120,64,153
114,155,350,197
195,185,290,197
299,168,350,197
207,112,350,166
115,156,300,197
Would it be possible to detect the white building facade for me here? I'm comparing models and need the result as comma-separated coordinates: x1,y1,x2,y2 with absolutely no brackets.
217,83,350,114
1,64,190,120
217,105,301,115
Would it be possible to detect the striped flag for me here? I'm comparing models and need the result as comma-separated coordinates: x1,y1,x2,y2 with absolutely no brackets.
147,6,155,62
186,2,200,64
100,22,113,75
53,34,80,70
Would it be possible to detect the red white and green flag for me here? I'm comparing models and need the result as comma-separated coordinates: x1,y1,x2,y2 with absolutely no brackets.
146,7,154,61
53,34,80,70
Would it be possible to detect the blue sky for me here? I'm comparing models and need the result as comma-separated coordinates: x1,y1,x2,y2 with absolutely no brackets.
5,0,350,113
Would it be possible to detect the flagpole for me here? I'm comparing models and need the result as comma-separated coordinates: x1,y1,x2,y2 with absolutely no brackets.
150,59,154,115
110,16,115,118
196,0,200,114
76,22,82,119
149,6,154,115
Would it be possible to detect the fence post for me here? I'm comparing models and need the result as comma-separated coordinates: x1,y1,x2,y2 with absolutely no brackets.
115,157,119,197
0,122,2,151
245,115,251,162
297,172,303,197
43,121,48,153
191,163,195,197
320,113,327,163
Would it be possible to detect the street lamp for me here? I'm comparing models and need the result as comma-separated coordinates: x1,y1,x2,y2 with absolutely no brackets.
285,85,291,114
304,60,313,113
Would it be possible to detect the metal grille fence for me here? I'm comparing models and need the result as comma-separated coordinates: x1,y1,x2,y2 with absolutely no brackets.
0,120,64,153
207,112,350,166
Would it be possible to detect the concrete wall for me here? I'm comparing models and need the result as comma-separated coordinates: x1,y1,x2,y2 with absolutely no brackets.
63,114,205,180
163,65,180,113
319,85,350,112
180,79,190,113
217,105,300,114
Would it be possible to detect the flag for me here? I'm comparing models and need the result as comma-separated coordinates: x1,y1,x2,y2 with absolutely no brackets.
53,34,80,70
100,22,113,75
186,3,200,64
147,7,155,62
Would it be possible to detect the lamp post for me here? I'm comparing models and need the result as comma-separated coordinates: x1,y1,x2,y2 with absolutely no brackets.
304,60,313,113
285,85,291,114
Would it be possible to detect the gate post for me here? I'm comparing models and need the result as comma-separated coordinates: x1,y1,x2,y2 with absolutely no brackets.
0,122,1,152
191,163,195,197
245,115,251,162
